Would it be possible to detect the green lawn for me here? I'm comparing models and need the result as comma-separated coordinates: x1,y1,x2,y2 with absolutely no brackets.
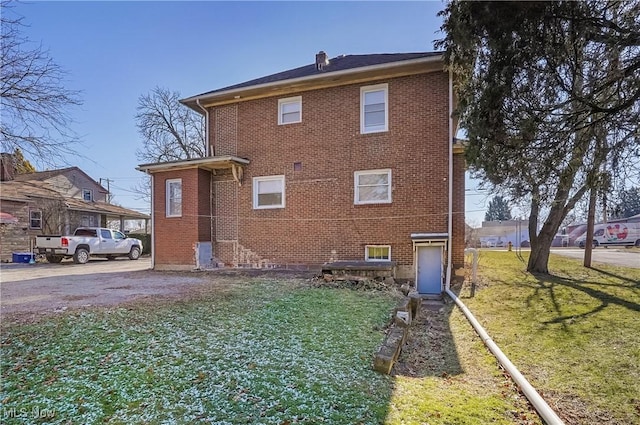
1,279,396,424
457,251,640,424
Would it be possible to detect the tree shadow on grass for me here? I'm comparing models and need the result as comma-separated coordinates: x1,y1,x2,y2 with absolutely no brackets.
527,270,640,326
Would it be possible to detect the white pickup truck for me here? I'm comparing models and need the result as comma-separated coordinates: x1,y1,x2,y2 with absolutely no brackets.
35,227,143,264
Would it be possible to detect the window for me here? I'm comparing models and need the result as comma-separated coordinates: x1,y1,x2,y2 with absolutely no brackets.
278,96,302,125
29,210,42,229
366,245,391,261
360,84,388,133
113,230,126,240
100,229,112,239
82,189,93,201
253,175,285,209
81,215,95,227
166,179,182,217
354,169,392,204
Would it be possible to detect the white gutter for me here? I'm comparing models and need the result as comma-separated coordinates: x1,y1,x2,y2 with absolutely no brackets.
195,99,211,156
444,69,564,425
181,54,444,108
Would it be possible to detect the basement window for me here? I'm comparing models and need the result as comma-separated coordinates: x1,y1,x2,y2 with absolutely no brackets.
365,245,391,261
278,96,302,125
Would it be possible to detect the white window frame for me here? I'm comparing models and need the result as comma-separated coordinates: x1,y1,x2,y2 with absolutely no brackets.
354,169,392,205
82,188,93,201
278,96,302,125
29,209,42,229
253,175,285,209
365,245,391,262
166,178,182,217
360,83,388,134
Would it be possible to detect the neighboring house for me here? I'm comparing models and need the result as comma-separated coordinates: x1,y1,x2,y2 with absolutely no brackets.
476,220,530,248
0,161,149,262
138,51,466,294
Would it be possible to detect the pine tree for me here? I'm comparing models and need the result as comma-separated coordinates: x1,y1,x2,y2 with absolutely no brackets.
484,196,513,222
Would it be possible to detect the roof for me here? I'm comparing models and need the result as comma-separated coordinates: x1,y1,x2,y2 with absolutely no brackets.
13,166,108,192
202,52,441,95
181,51,444,110
0,180,148,219
137,155,249,174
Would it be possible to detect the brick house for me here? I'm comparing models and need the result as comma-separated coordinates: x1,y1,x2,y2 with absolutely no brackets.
0,161,149,262
138,51,465,294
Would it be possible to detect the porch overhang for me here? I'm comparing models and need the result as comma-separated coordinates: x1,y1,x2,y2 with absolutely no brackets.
411,232,449,247
136,155,249,174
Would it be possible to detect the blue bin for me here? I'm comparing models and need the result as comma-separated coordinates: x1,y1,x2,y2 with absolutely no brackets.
12,252,32,263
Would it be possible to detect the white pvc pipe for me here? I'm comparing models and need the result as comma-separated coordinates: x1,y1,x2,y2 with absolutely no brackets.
445,289,565,425
445,69,563,425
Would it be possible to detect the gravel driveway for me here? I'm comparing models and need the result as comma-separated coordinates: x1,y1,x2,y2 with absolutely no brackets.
0,257,206,319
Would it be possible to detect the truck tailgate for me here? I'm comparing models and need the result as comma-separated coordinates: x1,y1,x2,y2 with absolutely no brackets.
36,235,64,249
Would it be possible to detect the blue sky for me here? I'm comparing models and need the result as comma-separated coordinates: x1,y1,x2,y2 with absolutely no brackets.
10,1,488,223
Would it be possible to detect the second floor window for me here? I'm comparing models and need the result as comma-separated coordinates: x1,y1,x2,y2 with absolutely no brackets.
82,189,93,201
29,210,42,229
361,84,388,134
278,96,302,125
166,179,182,217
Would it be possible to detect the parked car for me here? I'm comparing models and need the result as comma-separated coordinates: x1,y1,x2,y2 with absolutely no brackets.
575,222,640,248
35,227,143,264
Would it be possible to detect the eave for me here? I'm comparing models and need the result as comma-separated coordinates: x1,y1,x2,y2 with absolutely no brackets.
181,55,444,111
136,155,250,174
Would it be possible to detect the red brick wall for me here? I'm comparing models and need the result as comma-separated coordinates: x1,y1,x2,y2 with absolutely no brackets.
153,71,466,273
219,72,461,273
153,168,211,267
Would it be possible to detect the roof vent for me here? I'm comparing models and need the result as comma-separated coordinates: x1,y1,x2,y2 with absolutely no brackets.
315,51,329,71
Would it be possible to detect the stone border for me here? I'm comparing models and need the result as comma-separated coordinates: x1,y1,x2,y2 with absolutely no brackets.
373,290,422,374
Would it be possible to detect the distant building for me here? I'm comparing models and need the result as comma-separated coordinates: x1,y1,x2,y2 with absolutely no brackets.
0,161,148,262
476,220,530,248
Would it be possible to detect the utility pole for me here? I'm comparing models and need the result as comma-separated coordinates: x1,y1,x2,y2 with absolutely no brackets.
99,178,114,203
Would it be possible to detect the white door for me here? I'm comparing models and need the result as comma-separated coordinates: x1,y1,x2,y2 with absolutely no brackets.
417,246,443,294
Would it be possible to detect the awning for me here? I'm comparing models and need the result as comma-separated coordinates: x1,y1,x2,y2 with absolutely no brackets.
0,212,19,224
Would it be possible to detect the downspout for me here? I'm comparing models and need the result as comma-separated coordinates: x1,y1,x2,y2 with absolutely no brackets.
150,173,155,269
446,68,454,291
196,99,211,157
444,69,564,425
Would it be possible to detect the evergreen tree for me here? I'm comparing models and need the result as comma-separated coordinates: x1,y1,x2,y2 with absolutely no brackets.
484,196,513,222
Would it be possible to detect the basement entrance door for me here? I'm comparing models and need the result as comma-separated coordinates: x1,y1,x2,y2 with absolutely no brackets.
416,246,443,294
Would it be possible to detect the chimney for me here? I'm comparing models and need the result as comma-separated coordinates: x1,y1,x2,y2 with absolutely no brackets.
0,153,16,181
315,51,329,71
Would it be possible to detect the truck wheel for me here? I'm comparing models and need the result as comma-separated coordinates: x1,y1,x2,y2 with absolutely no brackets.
46,255,63,263
636,239,640,247
128,246,141,260
73,248,90,264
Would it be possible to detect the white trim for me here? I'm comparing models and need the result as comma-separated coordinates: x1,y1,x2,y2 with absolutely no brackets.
354,169,392,205
180,54,444,110
365,245,391,261
360,83,388,134
278,96,302,125
253,175,285,209
165,178,182,217
29,209,42,229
